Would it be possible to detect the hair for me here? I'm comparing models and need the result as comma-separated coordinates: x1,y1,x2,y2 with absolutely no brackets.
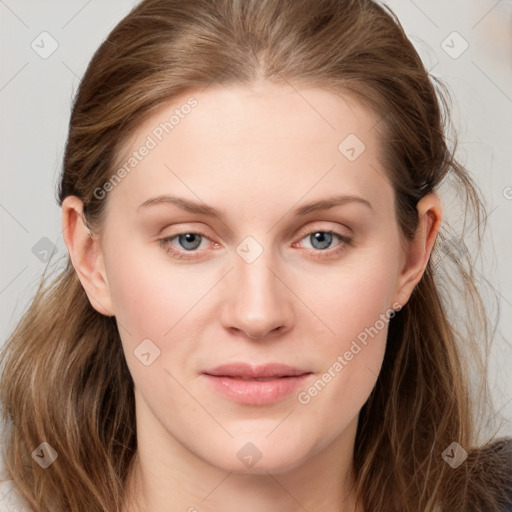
1,0,511,511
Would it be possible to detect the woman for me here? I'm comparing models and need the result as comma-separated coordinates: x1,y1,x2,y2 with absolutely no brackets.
1,0,511,510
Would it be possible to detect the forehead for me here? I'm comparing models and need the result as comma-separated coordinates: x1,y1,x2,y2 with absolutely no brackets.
106,82,392,216
124,81,377,150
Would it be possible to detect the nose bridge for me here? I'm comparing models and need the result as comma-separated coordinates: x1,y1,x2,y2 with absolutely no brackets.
221,235,292,338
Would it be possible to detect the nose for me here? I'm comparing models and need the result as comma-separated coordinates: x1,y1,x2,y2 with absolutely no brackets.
220,244,294,340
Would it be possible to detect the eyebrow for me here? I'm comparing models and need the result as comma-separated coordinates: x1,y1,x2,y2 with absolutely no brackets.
137,193,374,219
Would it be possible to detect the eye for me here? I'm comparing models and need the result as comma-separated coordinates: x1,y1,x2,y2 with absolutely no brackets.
158,227,353,261
158,230,215,260
293,229,352,257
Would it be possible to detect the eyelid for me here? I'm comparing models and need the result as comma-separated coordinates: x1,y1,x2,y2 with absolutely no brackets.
158,223,353,259
293,222,352,243
291,228,352,258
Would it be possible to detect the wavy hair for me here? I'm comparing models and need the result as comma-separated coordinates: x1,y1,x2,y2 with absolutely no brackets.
1,0,511,510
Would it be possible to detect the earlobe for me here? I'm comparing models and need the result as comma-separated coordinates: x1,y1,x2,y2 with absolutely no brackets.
392,192,443,307
61,196,114,316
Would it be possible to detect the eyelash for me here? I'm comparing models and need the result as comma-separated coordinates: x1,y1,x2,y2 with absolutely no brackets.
158,227,353,261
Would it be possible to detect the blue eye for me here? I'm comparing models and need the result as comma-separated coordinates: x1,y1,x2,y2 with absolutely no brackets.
306,231,337,250
175,233,203,251
295,230,352,258
158,228,352,260
158,230,211,260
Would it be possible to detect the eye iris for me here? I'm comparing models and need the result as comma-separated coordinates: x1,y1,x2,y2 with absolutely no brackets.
178,233,202,250
310,232,332,250
174,231,337,252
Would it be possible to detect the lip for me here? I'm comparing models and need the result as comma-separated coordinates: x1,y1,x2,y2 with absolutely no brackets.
202,362,313,405
203,362,309,379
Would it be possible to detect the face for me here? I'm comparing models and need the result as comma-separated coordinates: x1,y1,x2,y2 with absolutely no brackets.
82,82,419,475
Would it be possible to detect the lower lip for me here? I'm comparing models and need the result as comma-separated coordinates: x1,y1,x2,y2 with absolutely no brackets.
202,373,313,405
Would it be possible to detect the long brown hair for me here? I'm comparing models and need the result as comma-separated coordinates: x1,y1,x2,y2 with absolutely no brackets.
1,0,511,510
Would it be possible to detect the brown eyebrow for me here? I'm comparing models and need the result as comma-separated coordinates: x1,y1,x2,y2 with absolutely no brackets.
137,193,374,220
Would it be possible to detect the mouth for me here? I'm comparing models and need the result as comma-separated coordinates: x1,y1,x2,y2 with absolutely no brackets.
201,363,313,405
210,375,297,381
202,362,310,379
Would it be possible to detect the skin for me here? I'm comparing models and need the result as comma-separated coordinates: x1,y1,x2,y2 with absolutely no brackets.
62,81,442,512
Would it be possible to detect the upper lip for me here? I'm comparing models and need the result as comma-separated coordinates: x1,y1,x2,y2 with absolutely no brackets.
203,363,310,379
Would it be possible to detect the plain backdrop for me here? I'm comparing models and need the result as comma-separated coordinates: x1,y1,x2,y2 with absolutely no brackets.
1,0,511,437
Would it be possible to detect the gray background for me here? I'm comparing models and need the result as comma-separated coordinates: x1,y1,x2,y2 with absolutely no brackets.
1,0,511,436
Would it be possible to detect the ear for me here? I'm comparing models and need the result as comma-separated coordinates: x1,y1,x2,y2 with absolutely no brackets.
392,192,443,308
61,196,114,316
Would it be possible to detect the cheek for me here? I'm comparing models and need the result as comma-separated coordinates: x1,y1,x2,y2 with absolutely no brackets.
104,236,203,334
293,250,399,407
298,251,399,343
104,252,199,406
107,264,171,339
102,243,200,379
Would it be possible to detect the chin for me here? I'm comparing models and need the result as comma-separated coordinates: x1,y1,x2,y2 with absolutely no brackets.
204,437,311,475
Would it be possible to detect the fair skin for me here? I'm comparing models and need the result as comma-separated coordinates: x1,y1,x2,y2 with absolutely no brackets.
62,82,442,512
